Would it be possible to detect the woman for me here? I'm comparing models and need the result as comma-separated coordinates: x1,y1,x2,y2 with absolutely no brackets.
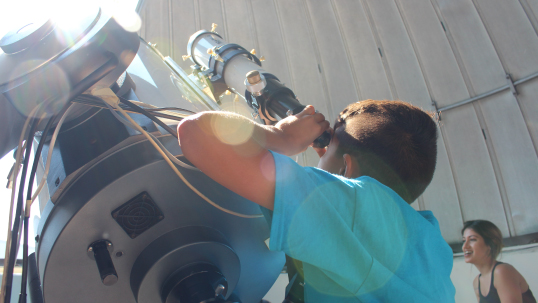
462,220,536,303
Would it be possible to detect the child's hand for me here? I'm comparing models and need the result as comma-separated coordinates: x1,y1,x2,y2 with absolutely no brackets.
273,105,330,156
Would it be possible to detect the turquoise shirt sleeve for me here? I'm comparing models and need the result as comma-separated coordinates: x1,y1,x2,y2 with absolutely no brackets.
268,151,456,302
269,151,374,293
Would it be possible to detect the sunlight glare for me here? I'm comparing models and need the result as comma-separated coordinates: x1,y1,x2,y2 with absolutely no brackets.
99,0,142,33
113,10,142,32
211,114,255,146
8,60,71,116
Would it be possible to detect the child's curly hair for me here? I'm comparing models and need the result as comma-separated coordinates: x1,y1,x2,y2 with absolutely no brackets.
334,100,438,203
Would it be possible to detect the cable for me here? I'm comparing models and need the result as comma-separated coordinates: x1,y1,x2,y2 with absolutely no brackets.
116,107,262,218
102,101,199,171
4,117,40,303
144,107,196,114
19,217,28,303
0,104,43,303
19,102,71,302
72,96,190,121
30,104,75,204
122,99,197,115
118,97,178,138
3,55,119,303
92,91,262,219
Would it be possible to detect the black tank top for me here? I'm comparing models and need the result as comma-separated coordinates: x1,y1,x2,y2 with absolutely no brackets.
479,262,537,303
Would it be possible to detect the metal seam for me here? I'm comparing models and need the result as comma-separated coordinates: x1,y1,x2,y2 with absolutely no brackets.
302,0,334,121
360,0,397,100
330,0,363,102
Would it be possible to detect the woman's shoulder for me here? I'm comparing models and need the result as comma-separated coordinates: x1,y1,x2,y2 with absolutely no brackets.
494,262,519,277
493,262,526,286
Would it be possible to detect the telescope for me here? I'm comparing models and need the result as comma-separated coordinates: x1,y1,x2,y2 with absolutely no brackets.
186,29,331,148
0,6,321,303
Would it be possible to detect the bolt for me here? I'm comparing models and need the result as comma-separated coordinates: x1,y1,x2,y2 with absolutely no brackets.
215,284,226,296
246,70,261,85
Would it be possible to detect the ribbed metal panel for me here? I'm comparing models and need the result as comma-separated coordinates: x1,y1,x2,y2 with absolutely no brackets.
138,0,538,244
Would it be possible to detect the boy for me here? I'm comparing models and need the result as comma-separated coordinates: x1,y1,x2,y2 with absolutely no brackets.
178,100,455,302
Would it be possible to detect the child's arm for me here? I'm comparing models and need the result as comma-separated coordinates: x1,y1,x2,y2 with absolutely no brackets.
177,105,329,210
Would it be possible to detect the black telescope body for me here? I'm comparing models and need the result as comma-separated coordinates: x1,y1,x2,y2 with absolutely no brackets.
0,6,284,303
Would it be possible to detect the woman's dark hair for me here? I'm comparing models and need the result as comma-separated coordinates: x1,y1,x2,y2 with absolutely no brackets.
462,220,504,260
334,100,438,203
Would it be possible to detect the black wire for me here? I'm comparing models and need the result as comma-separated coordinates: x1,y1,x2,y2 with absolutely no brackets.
118,97,178,138
19,217,28,303
19,103,66,302
72,96,188,122
4,118,40,303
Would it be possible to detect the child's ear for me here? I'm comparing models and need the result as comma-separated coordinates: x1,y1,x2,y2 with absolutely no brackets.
342,154,360,178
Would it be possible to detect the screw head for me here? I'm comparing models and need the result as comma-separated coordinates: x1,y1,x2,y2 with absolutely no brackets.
246,70,261,85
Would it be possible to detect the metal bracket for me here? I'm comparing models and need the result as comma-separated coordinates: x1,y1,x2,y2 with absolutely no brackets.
432,100,441,121
87,240,113,260
506,73,518,96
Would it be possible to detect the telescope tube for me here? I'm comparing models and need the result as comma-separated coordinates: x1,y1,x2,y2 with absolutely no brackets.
187,30,330,148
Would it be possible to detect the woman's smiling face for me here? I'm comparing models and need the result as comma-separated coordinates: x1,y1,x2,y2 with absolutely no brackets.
462,228,492,264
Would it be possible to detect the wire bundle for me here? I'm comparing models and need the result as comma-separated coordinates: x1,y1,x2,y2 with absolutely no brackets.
0,90,263,303
1,101,73,303
89,90,262,219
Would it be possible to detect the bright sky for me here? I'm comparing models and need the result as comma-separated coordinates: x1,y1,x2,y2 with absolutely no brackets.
0,0,141,258
0,0,141,38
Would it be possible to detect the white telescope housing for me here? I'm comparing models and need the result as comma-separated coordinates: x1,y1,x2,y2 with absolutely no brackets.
187,30,267,97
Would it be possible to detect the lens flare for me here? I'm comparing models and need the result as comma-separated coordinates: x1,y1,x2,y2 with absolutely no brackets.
211,114,255,146
7,60,71,117
50,2,98,47
113,10,141,33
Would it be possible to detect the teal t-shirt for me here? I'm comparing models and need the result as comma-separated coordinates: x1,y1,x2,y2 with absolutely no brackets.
268,151,455,302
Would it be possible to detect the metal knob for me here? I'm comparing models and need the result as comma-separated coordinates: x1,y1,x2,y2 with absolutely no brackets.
88,240,118,286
